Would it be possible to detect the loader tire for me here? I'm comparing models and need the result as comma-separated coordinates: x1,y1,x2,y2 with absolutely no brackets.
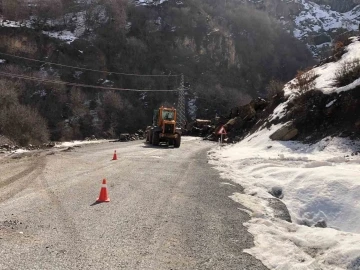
149,131,153,145
152,132,160,146
174,134,181,148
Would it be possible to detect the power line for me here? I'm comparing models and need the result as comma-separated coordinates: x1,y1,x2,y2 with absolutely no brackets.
0,52,180,77
0,71,181,92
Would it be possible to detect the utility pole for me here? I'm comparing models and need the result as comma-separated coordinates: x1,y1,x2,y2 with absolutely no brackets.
177,74,186,128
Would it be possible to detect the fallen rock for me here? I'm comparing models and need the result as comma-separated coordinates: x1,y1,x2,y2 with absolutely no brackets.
269,186,284,199
314,220,327,228
46,142,56,148
266,198,292,222
270,122,298,141
119,133,130,141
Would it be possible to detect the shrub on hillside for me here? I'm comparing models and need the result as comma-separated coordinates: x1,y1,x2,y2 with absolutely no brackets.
333,33,354,49
265,80,285,98
0,82,20,108
0,105,50,146
335,59,360,87
1,0,29,21
290,69,318,94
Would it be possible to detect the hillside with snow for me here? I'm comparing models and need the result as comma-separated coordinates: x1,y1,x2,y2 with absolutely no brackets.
292,0,360,55
244,0,360,56
210,37,360,269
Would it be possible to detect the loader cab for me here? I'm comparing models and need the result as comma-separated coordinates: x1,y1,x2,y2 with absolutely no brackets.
162,110,175,121
153,107,176,127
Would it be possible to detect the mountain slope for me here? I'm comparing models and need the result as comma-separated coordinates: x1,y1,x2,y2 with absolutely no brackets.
0,0,314,144
244,0,360,57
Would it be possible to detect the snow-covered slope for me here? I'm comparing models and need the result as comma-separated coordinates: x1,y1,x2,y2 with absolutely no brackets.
247,0,360,56
293,0,360,40
269,36,360,122
209,37,360,269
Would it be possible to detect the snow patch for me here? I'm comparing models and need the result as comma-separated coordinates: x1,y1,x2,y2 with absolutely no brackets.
135,0,168,6
42,30,77,44
54,140,110,148
326,99,336,107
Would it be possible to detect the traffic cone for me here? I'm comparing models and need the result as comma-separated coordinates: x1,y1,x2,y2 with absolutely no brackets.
96,179,110,202
112,150,117,160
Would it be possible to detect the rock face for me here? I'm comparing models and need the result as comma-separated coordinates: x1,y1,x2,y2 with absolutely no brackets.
270,122,298,141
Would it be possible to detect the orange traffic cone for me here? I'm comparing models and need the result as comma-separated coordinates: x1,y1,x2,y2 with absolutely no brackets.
112,150,117,160
97,179,110,202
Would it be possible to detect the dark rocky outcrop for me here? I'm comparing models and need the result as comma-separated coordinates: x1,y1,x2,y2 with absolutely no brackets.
212,80,360,144
209,93,285,142
284,87,360,142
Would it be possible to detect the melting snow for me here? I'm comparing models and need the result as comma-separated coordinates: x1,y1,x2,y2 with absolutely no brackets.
209,125,360,269
209,37,360,270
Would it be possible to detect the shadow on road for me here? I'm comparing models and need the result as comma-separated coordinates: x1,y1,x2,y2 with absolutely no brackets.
141,143,176,149
90,201,108,206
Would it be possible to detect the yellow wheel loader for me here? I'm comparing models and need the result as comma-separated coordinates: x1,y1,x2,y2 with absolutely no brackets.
145,106,182,148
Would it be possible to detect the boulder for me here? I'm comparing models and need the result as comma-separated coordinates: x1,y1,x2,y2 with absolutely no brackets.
269,186,284,199
270,122,298,141
314,220,327,228
119,133,130,141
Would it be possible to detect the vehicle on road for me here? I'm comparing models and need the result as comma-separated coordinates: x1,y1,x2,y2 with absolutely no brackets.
145,106,182,148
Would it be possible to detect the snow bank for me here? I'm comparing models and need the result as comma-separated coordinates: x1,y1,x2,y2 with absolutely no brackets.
245,217,360,270
209,125,360,269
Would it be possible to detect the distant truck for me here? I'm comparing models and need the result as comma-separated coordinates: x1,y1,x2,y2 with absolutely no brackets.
145,106,182,148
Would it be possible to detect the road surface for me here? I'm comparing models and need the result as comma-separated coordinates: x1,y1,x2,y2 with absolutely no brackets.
0,138,268,270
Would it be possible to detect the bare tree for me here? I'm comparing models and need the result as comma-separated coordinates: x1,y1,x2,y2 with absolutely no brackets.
102,0,128,30
266,79,284,98
2,0,29,22
31,0,63,27
290,69,318,94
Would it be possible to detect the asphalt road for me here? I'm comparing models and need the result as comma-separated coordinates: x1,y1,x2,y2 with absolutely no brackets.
0,138,268,270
